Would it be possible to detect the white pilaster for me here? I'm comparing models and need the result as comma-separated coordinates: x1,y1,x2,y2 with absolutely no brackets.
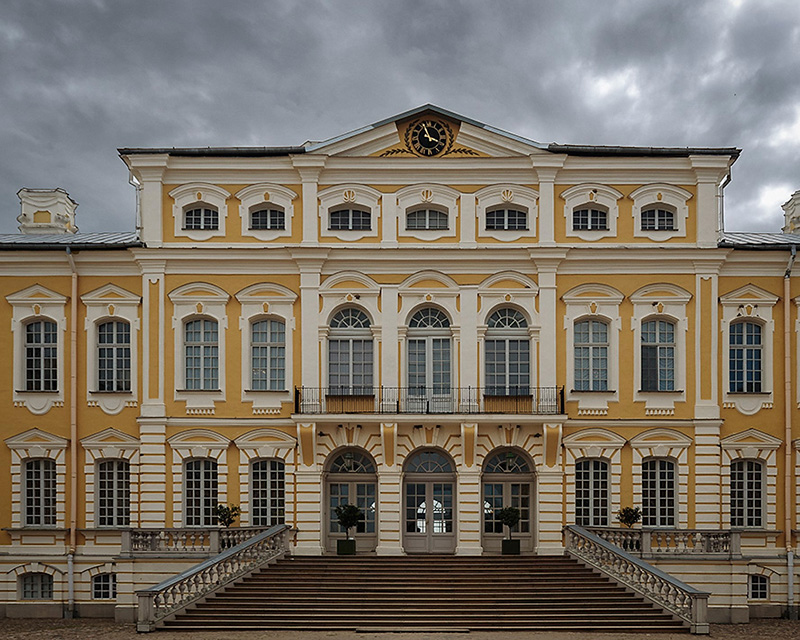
382,192,398,246
137,422,167,528
292,155,326,245
375,469,403,555
694,421,723,528
455,470,483,556
380,285,400,391
537,469,566,554
460,193,477,248
460,286,479,390
293,468,325,555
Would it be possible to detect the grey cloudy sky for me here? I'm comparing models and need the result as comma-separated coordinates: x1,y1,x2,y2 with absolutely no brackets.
1,0,798,234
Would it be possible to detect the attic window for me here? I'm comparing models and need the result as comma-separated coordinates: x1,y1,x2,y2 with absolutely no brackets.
330,208,371,231
184,207,219,230
486,207,527,231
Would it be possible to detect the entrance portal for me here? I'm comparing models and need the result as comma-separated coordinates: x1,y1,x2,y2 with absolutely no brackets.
402,449,456,553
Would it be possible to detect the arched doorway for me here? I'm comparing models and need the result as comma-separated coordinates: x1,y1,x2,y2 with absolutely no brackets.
325,448,377,554
482,449,535,554
403,448,456,554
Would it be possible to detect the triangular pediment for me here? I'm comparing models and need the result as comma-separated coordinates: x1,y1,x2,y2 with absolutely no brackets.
720,284,779,306
305,105,549,159
81,284,141,306
6,284,67,305
721,428,782,450
80,427,140,449
5,428,68,449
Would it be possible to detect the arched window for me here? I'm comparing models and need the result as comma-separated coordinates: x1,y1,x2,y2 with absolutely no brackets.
486,207,527,230
730,459,763,528
92,573,117,599
251,319,285,391
250,459,285,526
405,449,454,473
574,320,608,391
482,450,533,542
184,319,219,390
641,319,675,392
575,459,609,526
20,572,53,600
184,458,218,527
249,205,285,230
642,458,676,527
184,205,219,230
330,207,371,231
641,206,675,231
407,308,452,408
729,321,762,393
25,320,57,391
327,449,377,552
328,309,373,394
572,206,608,231
406,207,448,230
24,459,56,526
97,321,131,392
97,459,130,527
485,308,530,396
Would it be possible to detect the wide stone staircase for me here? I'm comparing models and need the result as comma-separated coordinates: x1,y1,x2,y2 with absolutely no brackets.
162,555,688,632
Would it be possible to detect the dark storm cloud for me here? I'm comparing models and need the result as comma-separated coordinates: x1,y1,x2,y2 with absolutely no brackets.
1,0,798,233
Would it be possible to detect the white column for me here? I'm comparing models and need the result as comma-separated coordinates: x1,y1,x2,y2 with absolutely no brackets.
139,261,166,417
455,470,483,556
375,469,403,555
132,156,169,247
531,157,565,246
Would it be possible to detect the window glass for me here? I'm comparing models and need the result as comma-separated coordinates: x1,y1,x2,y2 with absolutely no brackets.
574,320,609,391
641,208,675,231
25,459,57,526
485,309,529,396
25,320,58,391
407,208,448,230
251,459,285,527
642,458,676,527
575,459,609,526
250,207,285,230
185,319,219,390
184,458,218,527
748,575,768,600
251,320,285,391
641,320,675,391
330,208,371,231
97,459,130,527
729,321,762,393
730,459,763,528
21,573,53,599
98,321,131,392
573,207,608,230
184,207,219,230
329,309,373,394
92,573,117,599
486,208,527,230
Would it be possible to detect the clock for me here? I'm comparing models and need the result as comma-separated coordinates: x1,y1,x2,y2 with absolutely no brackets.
408,119,451,156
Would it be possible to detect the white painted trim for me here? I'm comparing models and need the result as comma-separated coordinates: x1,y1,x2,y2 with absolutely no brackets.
235,183,297,242
395,183,459,242
170,183,230,241
475,184,538,242
318,184,381,241
561,184,622,241
629,183,692,241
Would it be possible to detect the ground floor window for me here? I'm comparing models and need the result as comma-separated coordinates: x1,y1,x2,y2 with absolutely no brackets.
92,573,117,599
21,573,53,600
575,458,609,526
251,459,285,526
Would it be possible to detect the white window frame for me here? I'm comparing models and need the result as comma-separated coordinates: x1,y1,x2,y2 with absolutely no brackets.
319,184,381,242
640,457,677,528
328,308,375,394
91,573,117,600
563,284,623,416
6,285,67,415
396,184,458,242
236,183,297,242
748,574,769,601
95,458,131,528
235,283,297,415
574,458,610,527
629,184,692,241
23,458,57,527
483,307,531,395
562,184,621,241
20,572,54,600
169,283,229,414
729,459,765,529
630,284,691,415
721,285,777,415
170,183,230,241
475,184,538,242
82,284,140,415
249,458,286,527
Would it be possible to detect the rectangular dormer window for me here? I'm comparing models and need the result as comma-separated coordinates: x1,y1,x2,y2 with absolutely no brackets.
330,208,371,231
184,207,219,230
573,208,608,231
641,208,675,231
250,207,285,230
486,207,527,231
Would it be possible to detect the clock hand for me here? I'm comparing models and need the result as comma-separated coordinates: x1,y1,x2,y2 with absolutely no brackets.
421,124,438,142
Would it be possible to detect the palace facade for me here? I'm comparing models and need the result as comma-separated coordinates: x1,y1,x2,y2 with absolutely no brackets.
0,106,798,624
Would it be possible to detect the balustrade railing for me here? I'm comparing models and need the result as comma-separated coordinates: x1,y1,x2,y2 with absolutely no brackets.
565,525,709,634
136,523,293,632
586,526,741,556
121,526,269,555
295,386,564,415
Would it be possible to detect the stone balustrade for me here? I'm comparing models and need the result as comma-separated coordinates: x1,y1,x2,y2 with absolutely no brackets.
121,526,269,555
585,526,741,557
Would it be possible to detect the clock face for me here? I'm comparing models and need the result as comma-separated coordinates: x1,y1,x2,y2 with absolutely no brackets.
409,119,450,156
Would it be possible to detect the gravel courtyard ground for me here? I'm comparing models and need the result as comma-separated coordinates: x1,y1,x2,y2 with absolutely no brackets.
0,618,797,640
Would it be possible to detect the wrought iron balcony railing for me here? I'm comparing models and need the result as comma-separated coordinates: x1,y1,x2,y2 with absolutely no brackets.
294,386,564,415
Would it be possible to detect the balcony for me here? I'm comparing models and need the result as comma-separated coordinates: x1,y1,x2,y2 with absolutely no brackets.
294,386,565,415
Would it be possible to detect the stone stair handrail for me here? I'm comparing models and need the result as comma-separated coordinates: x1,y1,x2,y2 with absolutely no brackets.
564,524,710,634
135,523,293,632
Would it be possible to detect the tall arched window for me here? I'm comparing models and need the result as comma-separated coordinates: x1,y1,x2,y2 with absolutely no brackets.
485,308,529,396
328,308,373,394
641,319,675,392
326,449,377,553
251,319,285,391
730,459,764,528
575,459,609,526
250,459,285,526
407,308,452,410
24,459,57,526
641,458,676,527
574,320,608,391
184,458,218,527
97,321,131,392
96,459,130,527
25,320,58,391
729,321,762,393
184,319,219,390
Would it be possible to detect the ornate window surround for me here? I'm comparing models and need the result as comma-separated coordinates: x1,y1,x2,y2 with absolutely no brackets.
235,283,298,415
80,428,140,529
6,285,67,415
629,184,692,241
318,184,381,241
236,183,297,242
630,284,691,415
395,183,459,242
720,285,777,415
167,429,229,527
475,184,538,241
720,428,781,530
561,184,622,241
562,284,624,416
168,282,230,414
81,284,141,415
170,183,230,241
5,428,68,529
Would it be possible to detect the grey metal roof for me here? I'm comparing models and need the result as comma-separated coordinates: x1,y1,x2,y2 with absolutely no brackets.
720,232,800,248
0,232,142,249
118,146,305,157
548,144,741,158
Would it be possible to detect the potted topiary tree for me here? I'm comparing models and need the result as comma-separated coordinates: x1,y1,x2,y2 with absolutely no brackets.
214,503,241,528
497,506,521,555
617,506,642,528
334,504,363,555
